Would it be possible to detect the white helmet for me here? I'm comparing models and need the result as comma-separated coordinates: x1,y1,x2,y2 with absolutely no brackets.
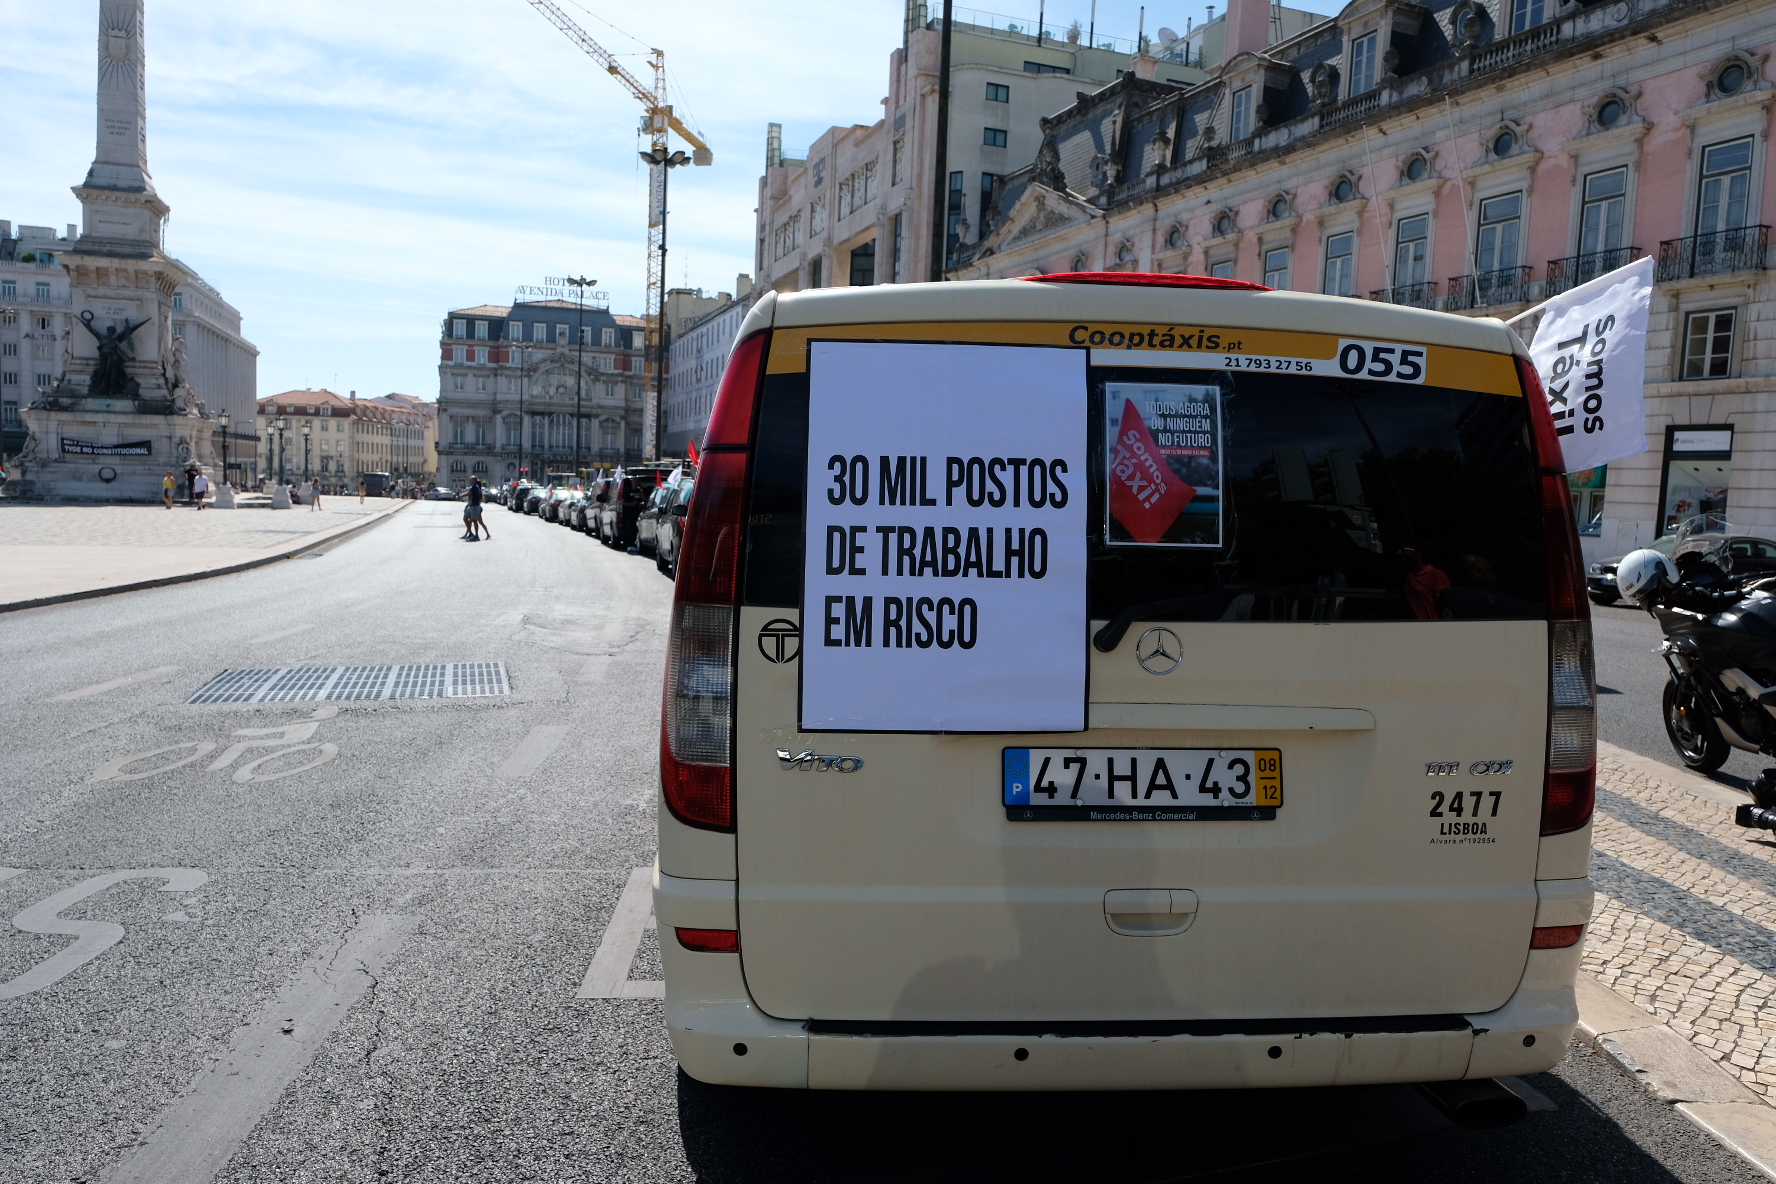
1616,548,1678,607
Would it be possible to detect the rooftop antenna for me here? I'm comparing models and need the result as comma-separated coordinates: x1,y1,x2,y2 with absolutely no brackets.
1089,0,1096,46
1038,0,1045,43
1138,5,1145,52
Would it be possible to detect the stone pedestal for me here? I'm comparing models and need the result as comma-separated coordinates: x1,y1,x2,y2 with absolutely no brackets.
212,482,235,508
4,404,215,502
270,483,291,509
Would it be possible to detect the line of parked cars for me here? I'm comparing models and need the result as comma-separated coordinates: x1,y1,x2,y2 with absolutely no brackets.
496,467,695,577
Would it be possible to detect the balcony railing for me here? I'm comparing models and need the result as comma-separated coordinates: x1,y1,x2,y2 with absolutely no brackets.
1545,247,1639,296
1655,226,1769,282
1470,22,1561,77
1445,266,1533,311
1369,281,1439,309
1320,89,1383,131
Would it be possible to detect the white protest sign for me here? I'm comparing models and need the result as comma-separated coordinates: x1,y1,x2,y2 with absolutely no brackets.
802,341,1088,733
1524,256,1652,473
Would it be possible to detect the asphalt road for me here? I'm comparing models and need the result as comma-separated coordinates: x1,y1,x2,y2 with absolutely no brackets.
0,501,1764,1183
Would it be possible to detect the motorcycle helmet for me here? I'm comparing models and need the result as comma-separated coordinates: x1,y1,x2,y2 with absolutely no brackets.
1616,548,1678,606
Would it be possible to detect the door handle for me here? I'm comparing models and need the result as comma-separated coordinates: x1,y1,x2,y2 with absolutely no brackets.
1103,889,1199,936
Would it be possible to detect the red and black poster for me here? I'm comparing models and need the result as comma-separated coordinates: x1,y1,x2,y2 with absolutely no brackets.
1105,383,1222,548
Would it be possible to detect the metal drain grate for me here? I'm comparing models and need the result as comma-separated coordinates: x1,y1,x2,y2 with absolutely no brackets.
187,662,510,704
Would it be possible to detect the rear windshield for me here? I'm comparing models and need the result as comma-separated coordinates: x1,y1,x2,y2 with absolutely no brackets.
743,361,1546,622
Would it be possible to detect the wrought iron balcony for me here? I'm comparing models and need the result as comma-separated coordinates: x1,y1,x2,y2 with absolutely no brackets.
1655,226,1769,282
1445,266,1533,311
1545,248,1639,296
1369,281,1439,309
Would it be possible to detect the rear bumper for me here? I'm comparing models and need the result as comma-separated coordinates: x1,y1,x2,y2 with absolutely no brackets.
655,870,1583,1091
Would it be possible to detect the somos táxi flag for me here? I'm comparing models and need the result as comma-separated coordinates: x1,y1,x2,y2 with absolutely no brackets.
1522,256,1652,474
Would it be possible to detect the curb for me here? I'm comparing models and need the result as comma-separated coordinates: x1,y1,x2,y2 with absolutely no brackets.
1579,967,1776,1178
0,500,413,615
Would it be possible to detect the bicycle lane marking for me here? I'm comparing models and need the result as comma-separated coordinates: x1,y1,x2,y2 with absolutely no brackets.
52,666,181,702
0,869,210,1001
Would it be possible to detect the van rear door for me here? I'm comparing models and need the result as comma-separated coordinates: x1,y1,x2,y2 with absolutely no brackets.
733,322,1555,1024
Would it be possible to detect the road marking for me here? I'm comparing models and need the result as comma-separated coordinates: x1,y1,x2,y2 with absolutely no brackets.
103,914,414,1184
248,624,314,645
93,743,219,783
53,666,181,702
497,725,569,779
231,743,340,783
576,866,664,999
0,869,209,1000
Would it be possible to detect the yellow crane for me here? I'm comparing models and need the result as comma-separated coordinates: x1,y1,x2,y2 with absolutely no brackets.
523,0,711,458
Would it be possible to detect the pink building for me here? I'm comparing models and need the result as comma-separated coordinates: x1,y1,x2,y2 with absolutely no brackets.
954,0,1773,561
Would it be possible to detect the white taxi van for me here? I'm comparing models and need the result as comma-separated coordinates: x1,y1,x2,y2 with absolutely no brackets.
653,273,1594,1095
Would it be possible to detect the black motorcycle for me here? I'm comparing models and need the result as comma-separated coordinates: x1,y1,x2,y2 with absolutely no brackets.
1637,537,1776,828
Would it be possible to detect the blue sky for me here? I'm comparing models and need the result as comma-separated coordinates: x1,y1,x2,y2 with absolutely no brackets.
2,0,1221,401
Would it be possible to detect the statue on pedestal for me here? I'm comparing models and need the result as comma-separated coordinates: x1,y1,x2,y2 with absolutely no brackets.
79,310,145,399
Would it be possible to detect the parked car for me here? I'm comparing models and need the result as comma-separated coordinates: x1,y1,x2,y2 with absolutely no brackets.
1587,532,1776,604
524,486,547,515
654,476,694,577
540,486,575,522
559,488,588,528
424,487,456,501
635,485,674,554
508,482,534,512
595,466,679,549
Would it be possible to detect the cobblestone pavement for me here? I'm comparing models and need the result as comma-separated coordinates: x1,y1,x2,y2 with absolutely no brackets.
1587,747,1776,1101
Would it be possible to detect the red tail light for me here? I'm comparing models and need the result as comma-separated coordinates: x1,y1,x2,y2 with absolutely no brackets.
676,927,740,953
660,331,768,833
1530,924,1584,950
702,330,771,450
1519,355,1596,835
1021,272,1272,292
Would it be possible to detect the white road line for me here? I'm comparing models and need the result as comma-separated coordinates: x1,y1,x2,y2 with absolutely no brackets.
247,624,314,645
0,869,210,1001
576,866,662,999
52,666,181,702
496,725,569,779
104,913,414,1184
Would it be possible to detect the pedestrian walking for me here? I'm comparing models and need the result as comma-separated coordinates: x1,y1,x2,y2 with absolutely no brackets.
162,470,175,509
192,470,209,510
463,476,489,541
358,478,366,504
310,483,323,511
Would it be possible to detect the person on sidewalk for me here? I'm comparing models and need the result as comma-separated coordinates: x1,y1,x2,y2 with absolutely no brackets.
162,471,175,509
310,484,323,511
463,477,489,541
192,470,209,510
358,478,366,504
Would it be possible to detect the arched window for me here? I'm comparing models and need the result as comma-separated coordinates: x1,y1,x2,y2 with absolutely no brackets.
602,420,619,453
472,461,489,474
450,460,467,474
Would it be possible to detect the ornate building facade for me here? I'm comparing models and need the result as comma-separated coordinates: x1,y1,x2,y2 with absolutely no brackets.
954,0,1774,561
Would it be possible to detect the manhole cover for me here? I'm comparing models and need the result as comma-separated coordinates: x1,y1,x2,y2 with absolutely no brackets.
188,663,509,704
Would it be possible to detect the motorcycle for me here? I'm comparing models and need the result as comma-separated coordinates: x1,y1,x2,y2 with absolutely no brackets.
1620,521,1776,830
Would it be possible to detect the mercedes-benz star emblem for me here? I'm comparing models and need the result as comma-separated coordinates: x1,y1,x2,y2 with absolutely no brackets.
1135,626,1183,675
758,618,801,664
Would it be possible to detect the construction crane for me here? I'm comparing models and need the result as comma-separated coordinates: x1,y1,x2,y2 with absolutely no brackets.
523,0,712,459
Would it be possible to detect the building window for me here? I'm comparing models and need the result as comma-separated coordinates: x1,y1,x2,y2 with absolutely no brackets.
532,322,548,342
472,460,489,474
812,191,829,234
773,214,802,259
948,171,966,242
508,320,521,340
453,374,466,391
1697,137,1753,236
1323,232,1355,295
850,240,876,286
452,418,466,445
475,321,488,340
1658,426,1733,534
602,327,615,347
0,281,13,299
2,373,16,386
1231,87,1254,142
1264,247,1290,288
986,82,1010,102
809,257,824,289
452,346,465,363
981,172,1002,221
172,292,184,309
983,127,1008,148
1023,61,1070,74
1349,32,1378,96
1476,193,1523,272
1579,167,1627,256
451,460,467,474
35,282,51,301
892,213,904,282
1,343,13,356
578,326,591,346
476,376,488,393
602,421,618,452
1210,260,1235,279
628,428,642,453
34,373,53,390
530,416,546,449
452,319,466,338
2,401,16,429
891,137,906,185
171,323,184,338
1682,310,1736,380
1510,0,1546,34
1394,214,1429,285
475,347,488,364
555,324,569,343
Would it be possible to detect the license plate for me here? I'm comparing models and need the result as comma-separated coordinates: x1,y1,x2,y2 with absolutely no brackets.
1003,747,1281,821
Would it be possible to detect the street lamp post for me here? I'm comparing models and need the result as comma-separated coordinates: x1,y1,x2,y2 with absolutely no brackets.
639,146,690,459
301,423,312,485
218,410,231,486
563,275,596,479
275,416,288,485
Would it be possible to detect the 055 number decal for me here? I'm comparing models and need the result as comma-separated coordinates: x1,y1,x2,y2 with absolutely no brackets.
1337,339,1427,384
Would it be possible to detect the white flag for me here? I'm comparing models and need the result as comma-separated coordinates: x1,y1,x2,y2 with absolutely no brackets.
1522,256,1652,473
666,465,684,488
